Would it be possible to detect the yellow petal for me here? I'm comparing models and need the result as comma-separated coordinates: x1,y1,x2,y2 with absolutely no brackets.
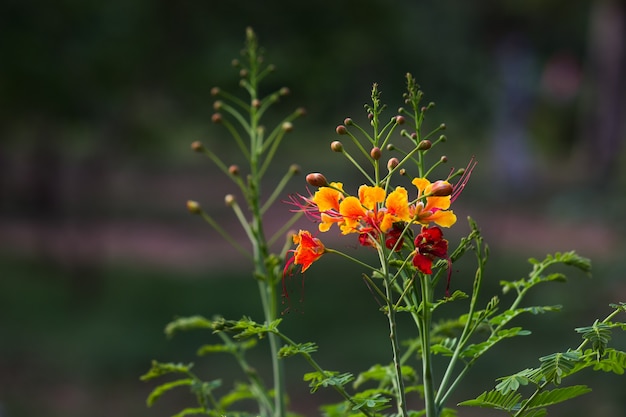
385,187,410,220
432,210,457,227
313,185,343,212
426,195,451,210
358,185,386,210
412,178,431,194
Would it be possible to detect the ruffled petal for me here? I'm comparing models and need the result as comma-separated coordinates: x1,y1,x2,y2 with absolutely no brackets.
358,185,385,210
312,182,344,212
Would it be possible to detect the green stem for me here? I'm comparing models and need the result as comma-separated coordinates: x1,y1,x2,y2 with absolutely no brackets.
418,273,437,417
380,251,408,417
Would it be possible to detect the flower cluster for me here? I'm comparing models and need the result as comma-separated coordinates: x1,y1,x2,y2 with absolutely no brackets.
287,172,470,278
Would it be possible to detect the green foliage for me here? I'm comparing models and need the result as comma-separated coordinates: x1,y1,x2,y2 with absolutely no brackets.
460,385,591,415
143,29,625,417
165,315,213,338
277,342,318,358
303,371,354,393
140,360,193,381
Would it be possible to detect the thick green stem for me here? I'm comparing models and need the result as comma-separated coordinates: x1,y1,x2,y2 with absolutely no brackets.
418,274,437,417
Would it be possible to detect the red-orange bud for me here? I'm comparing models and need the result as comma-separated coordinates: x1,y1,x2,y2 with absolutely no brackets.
387,157,399,171
211,113,222,123
191,141,204,152
429,180,453,197
336,125,348,135
306,173,328,187
417,140,432,150
370,147,382,160
229,165,240,176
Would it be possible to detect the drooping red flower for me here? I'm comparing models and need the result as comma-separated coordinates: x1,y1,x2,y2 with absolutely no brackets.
289,230,325,272
412,226,448,274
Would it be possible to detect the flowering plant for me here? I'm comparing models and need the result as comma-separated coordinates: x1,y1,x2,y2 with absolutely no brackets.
141,28,626,417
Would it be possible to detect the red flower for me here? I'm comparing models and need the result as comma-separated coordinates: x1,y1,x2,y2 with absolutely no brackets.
287,230,325,273
412,226,448,274
385,223,406,252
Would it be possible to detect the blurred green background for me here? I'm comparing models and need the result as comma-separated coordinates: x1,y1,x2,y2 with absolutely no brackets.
2,1,626,416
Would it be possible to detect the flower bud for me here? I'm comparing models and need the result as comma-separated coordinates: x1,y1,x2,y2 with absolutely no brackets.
344,117,353,126
331,141,343,152
213,100,223,110
210,87,220,96
368,113,374,121
440,155,448,163
429,180,453,196
439,134,447,142
191,141,204,152
399,168,407,176
289,164,301,175
395,115,405,124
370,147,382,160
282,122,293,132
336,125,348,135
187,200,201,214
239,68,248,78
306,173,328,187
229,165,240,176
231,59,240,67
296,107,307,116
211,113,222,124
410,132,417,141
386,144,395,151
439,123,446,130
387,157,399,171
417,140,431,150
267,64,276,72
251,98,261,108
224,194,236,206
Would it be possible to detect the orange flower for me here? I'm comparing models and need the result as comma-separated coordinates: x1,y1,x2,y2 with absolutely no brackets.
312,182,345,232
291,230,325,272
411,178,456,227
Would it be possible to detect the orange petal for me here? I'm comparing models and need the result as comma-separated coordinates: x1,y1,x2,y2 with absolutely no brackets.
386,187,410,220
431,210,457,228
358,185,386,210
313,182,344,212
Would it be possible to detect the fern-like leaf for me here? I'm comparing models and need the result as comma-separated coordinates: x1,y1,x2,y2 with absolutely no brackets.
522,385,591,410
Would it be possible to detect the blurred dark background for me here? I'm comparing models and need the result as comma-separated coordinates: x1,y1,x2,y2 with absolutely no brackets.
1,1,626,416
